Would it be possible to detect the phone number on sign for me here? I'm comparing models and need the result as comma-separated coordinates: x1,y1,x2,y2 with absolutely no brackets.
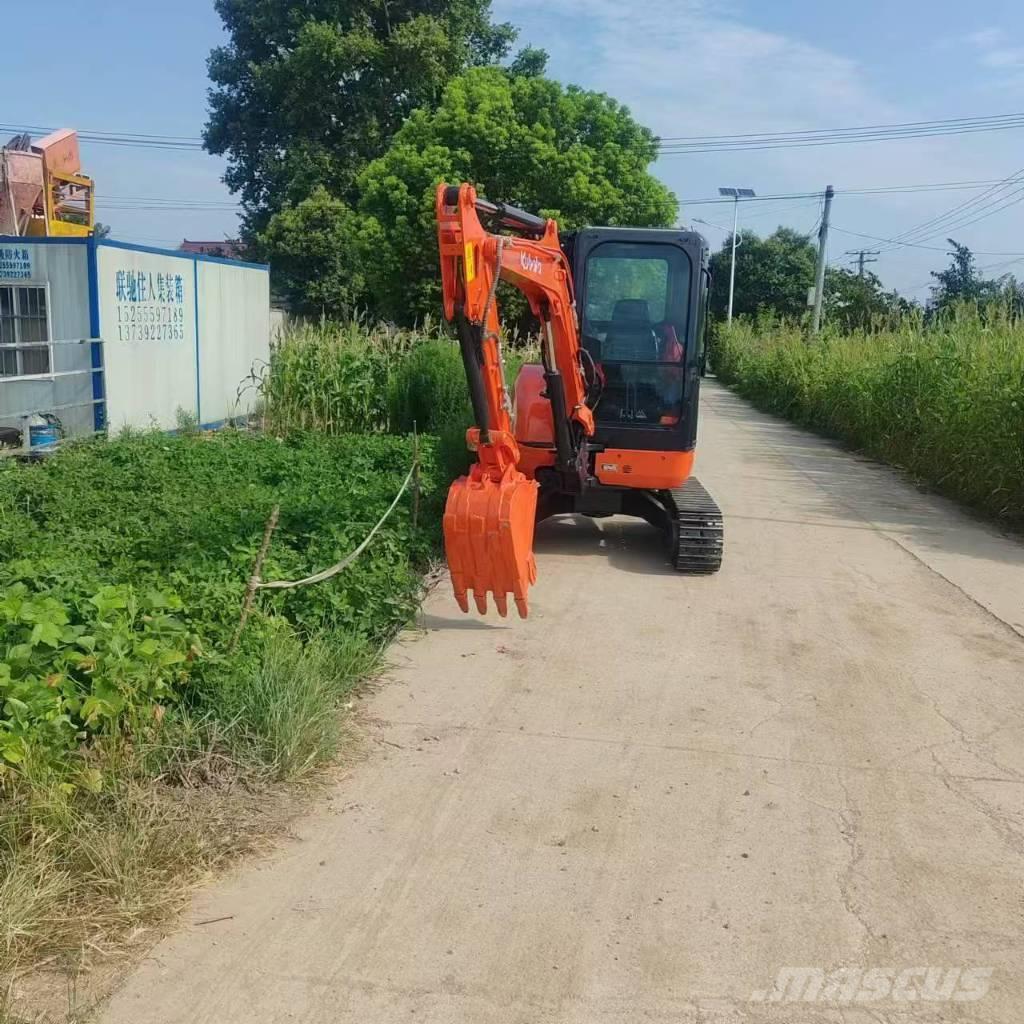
116,304,187,341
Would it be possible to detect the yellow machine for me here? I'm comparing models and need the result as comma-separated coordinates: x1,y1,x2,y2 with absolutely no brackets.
0,129,95,237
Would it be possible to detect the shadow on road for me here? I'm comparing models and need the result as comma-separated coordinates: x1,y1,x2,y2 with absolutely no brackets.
417,612,509,631
534,514,684,577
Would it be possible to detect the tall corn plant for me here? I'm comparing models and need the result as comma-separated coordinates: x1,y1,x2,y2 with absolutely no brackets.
714,306,1024,526
256,319,427,435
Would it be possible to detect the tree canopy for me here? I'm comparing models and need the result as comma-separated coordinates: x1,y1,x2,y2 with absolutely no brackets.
356,67,678,322
708,226,911,328
709,228,817,321
204,0,520,229
205,3,676,321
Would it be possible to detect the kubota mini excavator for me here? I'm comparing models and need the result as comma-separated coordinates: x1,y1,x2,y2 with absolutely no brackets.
436,182,723,618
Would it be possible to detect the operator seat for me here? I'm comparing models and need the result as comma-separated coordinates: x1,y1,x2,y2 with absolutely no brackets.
602,299,659,363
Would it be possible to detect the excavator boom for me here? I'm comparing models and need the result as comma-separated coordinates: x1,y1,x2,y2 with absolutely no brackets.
436,183,594,617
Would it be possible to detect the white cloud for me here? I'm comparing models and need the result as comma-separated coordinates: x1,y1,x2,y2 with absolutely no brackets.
965,26,1024,69
966,27,1004,49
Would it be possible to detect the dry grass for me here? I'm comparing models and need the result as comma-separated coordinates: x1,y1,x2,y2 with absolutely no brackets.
0,630,383,1021
0,744,288,1019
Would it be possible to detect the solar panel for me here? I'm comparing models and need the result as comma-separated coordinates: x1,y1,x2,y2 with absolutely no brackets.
718,187,737,197
737,188,757,198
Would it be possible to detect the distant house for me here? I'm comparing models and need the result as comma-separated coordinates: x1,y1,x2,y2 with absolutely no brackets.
179,239,245,260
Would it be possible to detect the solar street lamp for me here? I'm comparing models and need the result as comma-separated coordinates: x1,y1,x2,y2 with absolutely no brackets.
718,187,756,323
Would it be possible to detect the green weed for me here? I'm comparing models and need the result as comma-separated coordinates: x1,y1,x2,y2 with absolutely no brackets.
215,629,378,781
714,307,1024,525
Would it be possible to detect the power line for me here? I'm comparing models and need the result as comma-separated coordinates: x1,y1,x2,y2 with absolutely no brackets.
872,168,1024,251
673,178,1017,207
8,109,1024,158
888,183,1024,247
13,111,1024,152
658,120,1024,155
657,111,1024,143
95,178,1013,215
656,112,1024,154
0,121,199,142
0,122,204,151
831,226,1024,256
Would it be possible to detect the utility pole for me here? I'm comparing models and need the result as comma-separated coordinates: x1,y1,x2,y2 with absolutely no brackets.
811,185,834,334
728,197,740,324
845,248,880,277
718,186,756,324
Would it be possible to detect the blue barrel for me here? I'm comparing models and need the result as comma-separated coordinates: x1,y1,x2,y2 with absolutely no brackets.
29,422,60,451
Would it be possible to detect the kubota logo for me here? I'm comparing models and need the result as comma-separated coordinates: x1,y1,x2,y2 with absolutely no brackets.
519,252,542,275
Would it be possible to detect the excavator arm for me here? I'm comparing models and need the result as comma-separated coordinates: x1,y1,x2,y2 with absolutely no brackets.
435,182,595,618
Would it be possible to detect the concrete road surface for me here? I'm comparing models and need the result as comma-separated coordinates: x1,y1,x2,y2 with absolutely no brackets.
102,383,1024,1024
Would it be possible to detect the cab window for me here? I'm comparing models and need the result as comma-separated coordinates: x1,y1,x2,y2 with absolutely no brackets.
581,242,691,427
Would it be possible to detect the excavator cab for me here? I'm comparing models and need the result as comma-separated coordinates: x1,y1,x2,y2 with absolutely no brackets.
567,228,708,453
436,183,721,618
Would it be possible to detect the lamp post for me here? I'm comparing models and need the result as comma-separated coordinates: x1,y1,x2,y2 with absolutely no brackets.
718,187,756,323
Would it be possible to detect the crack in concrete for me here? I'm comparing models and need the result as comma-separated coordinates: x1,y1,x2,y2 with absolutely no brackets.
834,770,884,958
904,674,1024,786
387,719,1024,786
928,748,1024,857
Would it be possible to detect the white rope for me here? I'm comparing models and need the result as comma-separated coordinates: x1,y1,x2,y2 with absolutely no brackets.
256,463,416,591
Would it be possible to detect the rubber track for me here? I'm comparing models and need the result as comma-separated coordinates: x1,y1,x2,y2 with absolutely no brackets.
665,477,724,574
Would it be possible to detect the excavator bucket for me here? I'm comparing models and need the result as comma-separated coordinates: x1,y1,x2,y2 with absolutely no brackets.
443,464,539,618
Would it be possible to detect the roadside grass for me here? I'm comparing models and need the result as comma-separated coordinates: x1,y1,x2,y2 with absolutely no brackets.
714,307,1024,527
1,737,276,990
0,629,383,1018
213,629,379,782
0,425,441,1005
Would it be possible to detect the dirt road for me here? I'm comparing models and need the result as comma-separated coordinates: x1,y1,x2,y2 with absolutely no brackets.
102,383,1024,1023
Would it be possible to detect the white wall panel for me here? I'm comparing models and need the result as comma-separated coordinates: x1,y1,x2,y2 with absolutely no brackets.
96,244,197,430
4,240,271,436
197,260,270,425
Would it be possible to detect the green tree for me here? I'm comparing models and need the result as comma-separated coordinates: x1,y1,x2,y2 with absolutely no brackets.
204,0,520,229
824,267,906,330
709,228,816,320
356,66,678,322
258,187,369,314
930,239,1002,312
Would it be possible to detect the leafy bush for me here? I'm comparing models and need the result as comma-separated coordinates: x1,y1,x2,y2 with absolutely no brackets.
0,359,448,984
715,308,1024,525
0,429,440,769
0,584,195,767
387,338,471,434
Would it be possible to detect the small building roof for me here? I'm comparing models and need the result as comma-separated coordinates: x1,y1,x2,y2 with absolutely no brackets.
179,239,244,259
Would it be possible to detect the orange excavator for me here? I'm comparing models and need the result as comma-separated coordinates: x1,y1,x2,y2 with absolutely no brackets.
436,182,723,618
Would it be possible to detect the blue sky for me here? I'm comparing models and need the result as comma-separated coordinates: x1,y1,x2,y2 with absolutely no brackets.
6,0,1024,296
